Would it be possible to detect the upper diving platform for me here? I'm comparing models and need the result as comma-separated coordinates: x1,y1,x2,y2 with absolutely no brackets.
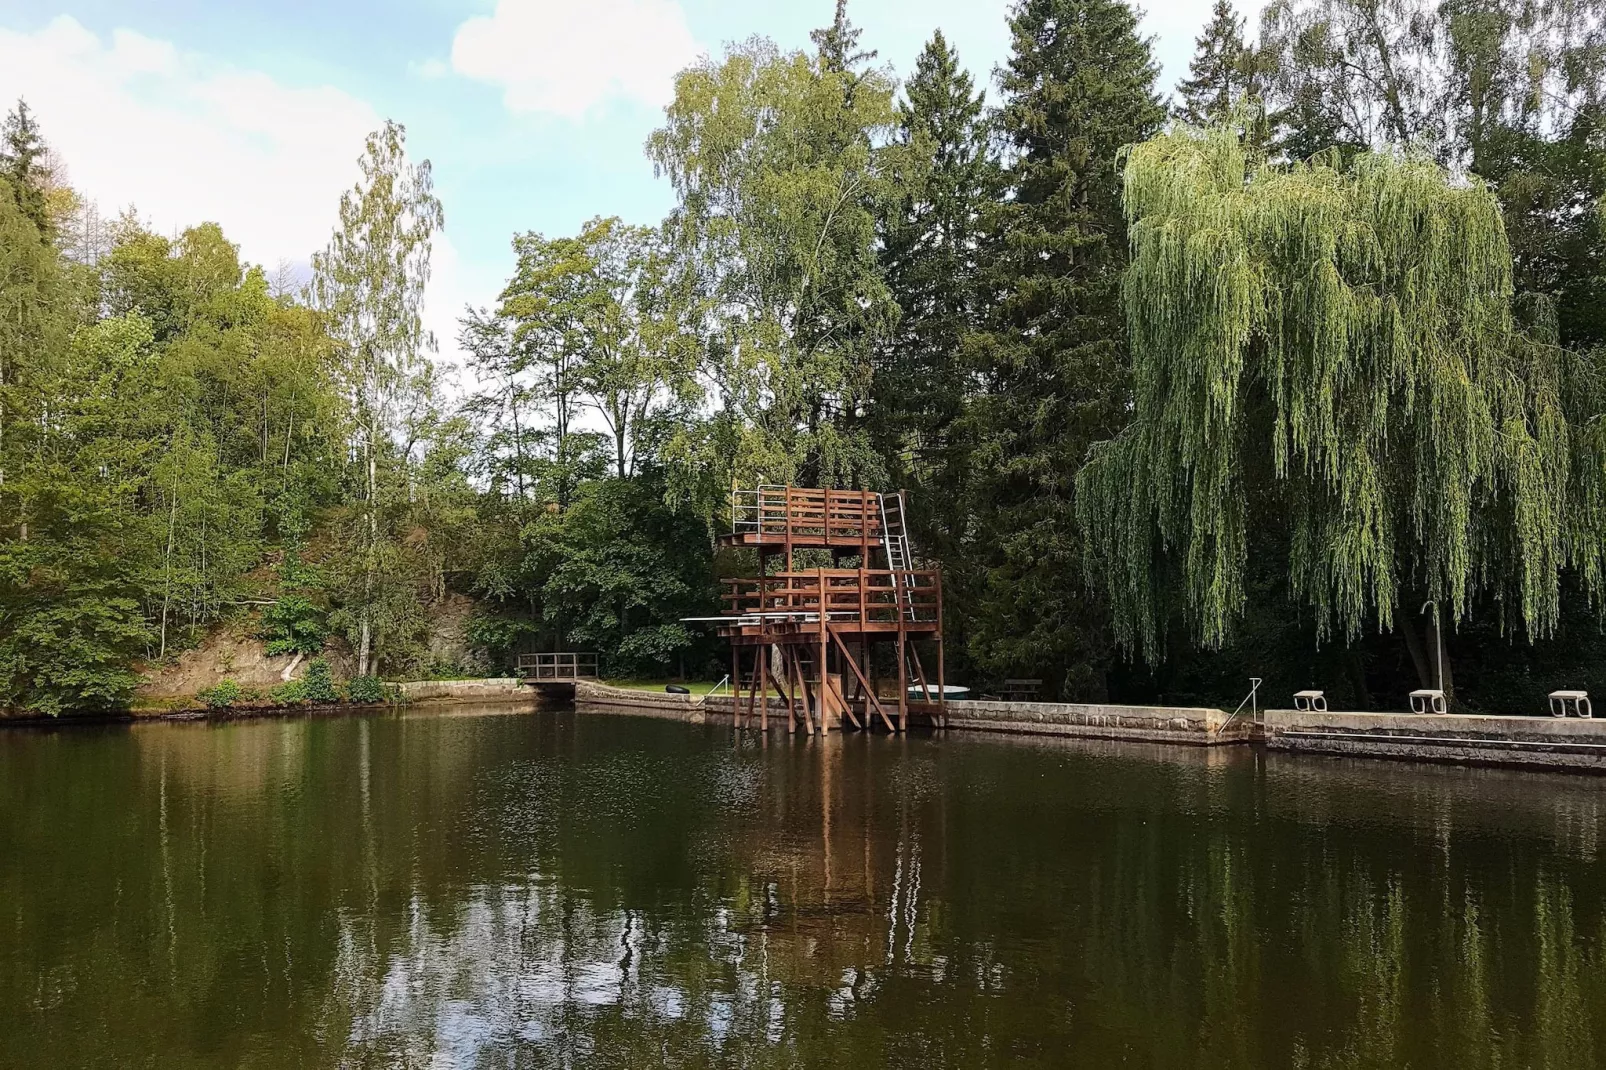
721,485,899,554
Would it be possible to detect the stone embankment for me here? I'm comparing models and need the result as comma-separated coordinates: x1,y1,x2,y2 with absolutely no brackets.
1264,708,1606,771
573,681,1247,744
396,678,531,703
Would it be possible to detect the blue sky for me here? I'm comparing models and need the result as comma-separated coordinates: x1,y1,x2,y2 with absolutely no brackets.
0,0,1216,359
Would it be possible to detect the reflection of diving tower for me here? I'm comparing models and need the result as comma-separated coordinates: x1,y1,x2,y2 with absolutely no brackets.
710,486,945,733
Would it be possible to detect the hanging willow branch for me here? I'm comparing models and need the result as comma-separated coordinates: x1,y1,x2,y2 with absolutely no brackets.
1077,123,1606,660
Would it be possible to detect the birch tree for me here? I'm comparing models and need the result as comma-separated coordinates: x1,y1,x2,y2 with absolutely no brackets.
310,121,443,677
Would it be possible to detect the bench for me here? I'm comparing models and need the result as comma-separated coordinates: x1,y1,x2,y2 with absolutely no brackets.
1293,690,1327,712
998,678,1043,702
1550,690,1593,718
1410,688,1447,714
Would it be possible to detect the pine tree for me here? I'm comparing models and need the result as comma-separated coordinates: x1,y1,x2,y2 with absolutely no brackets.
1175,0,1252,125
957,0,1164,698
0,100,51,239
875,31,991,564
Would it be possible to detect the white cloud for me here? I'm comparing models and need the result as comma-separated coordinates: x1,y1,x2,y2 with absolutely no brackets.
0,16,473,361
449,0,701,119
0,15,377,276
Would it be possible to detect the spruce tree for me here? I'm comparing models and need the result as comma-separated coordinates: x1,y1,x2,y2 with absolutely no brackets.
0,100,51,239
875,31,991,560
958,0,1164,698
1174,0,1252,125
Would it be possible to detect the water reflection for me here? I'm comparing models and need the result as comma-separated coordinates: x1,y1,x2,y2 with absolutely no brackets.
2,708,1605,1067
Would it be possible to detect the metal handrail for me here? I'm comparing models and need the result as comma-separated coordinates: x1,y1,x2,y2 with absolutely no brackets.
1215,677,1262,737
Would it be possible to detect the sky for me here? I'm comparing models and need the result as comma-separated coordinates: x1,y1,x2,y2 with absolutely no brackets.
0,0,1219,364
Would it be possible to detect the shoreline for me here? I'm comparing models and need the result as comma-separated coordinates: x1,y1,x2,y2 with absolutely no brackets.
10,678,1606,775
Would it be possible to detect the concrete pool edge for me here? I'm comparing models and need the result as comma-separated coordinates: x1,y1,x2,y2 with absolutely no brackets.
1263,708,1606,771
573,682,1606,771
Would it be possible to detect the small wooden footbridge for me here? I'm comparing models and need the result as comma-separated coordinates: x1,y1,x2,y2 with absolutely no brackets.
691,485,948,734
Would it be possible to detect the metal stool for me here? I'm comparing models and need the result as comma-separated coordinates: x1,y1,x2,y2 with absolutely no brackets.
1293,690,1327,712
1550,690,1592,718
1410,689,1447,714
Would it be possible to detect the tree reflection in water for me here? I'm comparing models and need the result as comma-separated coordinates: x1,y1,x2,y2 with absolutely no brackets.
1,708,1604,1067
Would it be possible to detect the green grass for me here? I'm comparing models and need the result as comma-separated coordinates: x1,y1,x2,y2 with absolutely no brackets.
601,679,727,696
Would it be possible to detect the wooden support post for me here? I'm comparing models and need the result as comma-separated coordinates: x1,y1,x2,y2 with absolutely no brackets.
746,648,763,728
758,642,769,733
783,645,797,733
829,626,892,732
936,575,946,728
896,629,907,734
732,644,742,730
818,567,829,733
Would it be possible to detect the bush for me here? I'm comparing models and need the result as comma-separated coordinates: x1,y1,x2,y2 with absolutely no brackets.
345,674,393,705
269,679,307,706
260,594,327,656
197,679,243,709
301,659,339,704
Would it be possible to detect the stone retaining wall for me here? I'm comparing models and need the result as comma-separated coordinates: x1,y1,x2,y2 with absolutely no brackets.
1265,708,1606,771
574,682,1243,744
945,699,1247,745
397,678,531,703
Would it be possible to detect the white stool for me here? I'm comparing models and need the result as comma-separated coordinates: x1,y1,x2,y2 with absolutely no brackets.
1550,690,1592,718
1294,690,1327,712
1410,689,1447,714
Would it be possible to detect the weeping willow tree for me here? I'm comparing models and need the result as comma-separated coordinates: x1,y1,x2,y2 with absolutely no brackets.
1077,124,1606,663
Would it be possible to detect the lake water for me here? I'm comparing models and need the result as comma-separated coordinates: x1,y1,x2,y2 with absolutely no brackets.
3,704,1606,1068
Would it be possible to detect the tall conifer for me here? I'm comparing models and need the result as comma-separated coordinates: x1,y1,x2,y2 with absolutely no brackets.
0,100,51,239
1174,0,1254,125
875,31,991,559
958,0,1163,698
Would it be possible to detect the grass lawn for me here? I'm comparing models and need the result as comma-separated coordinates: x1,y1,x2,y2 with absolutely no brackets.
600,679,728,696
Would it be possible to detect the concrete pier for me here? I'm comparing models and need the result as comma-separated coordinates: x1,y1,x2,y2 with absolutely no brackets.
1264,708,1606,771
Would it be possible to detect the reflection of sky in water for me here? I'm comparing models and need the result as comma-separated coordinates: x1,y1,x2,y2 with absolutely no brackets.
8,709,1606,1068
338,875,807,1062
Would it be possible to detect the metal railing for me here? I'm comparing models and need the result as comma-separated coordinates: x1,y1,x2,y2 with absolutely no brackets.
721,569,941,627
516,652,600,681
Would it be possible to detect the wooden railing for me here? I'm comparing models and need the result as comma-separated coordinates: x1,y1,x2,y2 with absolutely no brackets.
721,569,940,627
731,486,885,543
516,652,599,680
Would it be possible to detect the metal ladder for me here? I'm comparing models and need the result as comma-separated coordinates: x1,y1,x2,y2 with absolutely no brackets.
878,491,918,622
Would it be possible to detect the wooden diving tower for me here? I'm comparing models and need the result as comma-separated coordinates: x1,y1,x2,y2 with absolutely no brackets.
707,486,945,733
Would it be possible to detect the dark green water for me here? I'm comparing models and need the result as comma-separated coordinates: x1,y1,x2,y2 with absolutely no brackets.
3,706,1606,1068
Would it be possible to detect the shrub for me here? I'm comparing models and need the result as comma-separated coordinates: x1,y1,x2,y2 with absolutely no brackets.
345,674,393,705
197,679,243,709
269,679,307,706
301,659,339,704
260,595,327,656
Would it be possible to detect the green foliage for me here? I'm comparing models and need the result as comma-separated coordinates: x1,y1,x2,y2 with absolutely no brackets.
300,658,340,704
520,476,714,676
874,31,992,555
345,675,394,704
953,0,1165,696
268,679,307,705
1078,124,1606,661
197,679,242,709
259,594,327,656
647,17,899,494
311,120,444,679
0,99,50,237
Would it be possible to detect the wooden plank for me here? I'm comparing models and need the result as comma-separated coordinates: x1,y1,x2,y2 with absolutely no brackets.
828,625,894,732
